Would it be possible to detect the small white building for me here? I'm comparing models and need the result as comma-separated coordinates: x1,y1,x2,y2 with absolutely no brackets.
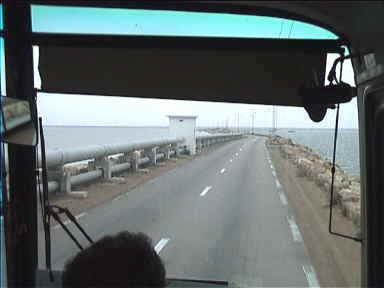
167,115,197,155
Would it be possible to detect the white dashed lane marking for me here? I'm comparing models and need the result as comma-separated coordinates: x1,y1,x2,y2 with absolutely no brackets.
75,212,87,220
275,179,281,189
303,265,320,287
287,216,303,242
279,191,288,206
53,220,70,230
220,168,226,174
200,186,212,197
154,238,170,254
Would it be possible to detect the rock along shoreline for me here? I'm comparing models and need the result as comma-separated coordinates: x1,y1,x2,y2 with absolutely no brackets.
266,135,361,228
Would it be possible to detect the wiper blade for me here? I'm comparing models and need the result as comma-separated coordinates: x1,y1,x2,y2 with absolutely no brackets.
48,205,94,250
167,278,228,287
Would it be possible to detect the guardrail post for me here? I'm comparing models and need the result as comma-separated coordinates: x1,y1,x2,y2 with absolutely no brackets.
95,157,112,179
47,165,71,194
117,155,126,164
159,145,171,160
196,140,202,154
125,151,139,172
144,147,157,165
171,143,180,157
61,171,71,194
88,160,96,171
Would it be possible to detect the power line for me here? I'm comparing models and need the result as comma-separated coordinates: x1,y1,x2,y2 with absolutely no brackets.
278,20,284,38
288,21,294,38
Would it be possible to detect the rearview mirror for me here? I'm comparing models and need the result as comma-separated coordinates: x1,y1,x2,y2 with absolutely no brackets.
1,96,37,146
300,83,356,123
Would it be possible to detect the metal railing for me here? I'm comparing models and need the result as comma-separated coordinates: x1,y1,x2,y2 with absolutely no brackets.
40,133,243,194
40,138,183,169
196,133,242,152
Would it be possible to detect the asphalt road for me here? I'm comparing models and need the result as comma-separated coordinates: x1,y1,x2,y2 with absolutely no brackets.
38,137,318,287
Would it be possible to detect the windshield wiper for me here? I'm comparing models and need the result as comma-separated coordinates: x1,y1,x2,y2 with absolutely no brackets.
38,117,93,282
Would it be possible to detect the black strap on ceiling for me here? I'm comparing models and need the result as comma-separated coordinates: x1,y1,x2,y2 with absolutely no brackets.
327,53,362,243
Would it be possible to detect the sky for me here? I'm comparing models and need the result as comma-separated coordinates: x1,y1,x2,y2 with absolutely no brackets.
4,6,358,129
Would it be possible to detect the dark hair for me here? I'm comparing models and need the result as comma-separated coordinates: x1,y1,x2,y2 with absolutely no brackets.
62,231,166,288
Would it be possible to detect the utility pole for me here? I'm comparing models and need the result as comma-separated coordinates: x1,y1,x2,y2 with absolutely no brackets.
250,111,256,135
237,113,240,133
272,106,277,134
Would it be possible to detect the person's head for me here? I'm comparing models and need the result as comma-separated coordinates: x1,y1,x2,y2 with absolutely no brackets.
62,231,166,288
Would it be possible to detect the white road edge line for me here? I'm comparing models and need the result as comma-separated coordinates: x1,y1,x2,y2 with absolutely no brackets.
53,220,71,230
275,179,281,189
303,265,320,288
200,186,212,197
220,168,226,174
75,212,87,220
279,191,288,206
53,213,87,229
272,170,277,177
287,216,303,242
154,238,170,254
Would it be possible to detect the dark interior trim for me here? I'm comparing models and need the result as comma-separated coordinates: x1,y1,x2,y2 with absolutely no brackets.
3,2,38,287
364,81,384,287
32,33,344,53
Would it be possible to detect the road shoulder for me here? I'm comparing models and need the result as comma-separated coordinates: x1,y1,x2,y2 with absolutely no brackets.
268,144,361,287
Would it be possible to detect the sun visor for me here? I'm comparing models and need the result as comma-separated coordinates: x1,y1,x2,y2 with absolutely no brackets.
38,44,328,106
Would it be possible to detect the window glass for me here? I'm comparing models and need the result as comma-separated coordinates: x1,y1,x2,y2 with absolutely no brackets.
36,90,360,286
1,38,5,95
32,5,338,39
0,3,6,282
0,4,3,31
31,5,361,287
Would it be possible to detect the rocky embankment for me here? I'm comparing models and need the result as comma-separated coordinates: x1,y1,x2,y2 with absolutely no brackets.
267,135,361,228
